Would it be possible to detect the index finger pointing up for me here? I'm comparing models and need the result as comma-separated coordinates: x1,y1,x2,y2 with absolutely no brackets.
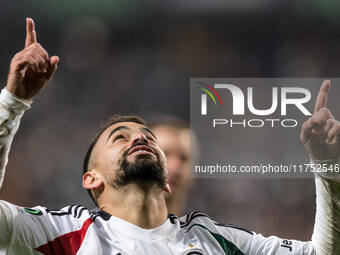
25,17,37,48
314,80,331,113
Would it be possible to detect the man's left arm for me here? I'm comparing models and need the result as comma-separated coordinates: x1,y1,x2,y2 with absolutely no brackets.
240,81,340,255
300,80,340,254
309,158,340,254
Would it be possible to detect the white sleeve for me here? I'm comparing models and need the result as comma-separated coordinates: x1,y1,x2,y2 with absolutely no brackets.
245,159,340,255
185,212,315,254
0,200,50,249
246,233,314,254
0,87,31,188
0,88,31,249
0,200,90,253
310,158,340,255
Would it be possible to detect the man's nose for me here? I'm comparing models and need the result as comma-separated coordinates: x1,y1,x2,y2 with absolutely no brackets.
132,133,148,145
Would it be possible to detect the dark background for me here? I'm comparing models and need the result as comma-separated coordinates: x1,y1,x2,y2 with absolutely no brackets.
1,0,340,240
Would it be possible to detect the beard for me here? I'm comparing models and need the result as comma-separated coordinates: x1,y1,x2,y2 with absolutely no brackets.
110,147,166,189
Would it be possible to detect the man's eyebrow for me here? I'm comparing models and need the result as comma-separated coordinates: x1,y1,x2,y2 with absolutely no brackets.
141,127,157,140
107,126,130,142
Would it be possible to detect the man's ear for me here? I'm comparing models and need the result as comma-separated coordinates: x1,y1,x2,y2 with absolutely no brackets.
82,169,104,189
164,183,171,194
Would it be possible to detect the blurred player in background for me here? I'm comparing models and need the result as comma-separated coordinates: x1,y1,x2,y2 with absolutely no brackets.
150,116,196,216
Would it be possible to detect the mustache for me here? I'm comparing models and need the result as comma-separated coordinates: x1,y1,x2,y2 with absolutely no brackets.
123,141,158,159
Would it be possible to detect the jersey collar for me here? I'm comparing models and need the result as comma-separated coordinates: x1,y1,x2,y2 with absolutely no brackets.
100,210,179,241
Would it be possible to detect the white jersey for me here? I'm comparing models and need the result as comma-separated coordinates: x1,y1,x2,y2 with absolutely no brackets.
0,88,339,254
0,201,316,255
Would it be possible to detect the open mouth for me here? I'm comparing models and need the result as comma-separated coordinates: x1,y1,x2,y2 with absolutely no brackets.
128,145,156,156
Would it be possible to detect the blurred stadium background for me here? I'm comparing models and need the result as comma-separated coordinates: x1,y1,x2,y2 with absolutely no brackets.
1,0,340,241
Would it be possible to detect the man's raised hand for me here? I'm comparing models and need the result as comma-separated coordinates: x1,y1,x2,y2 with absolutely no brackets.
300,80,340,160
6,18,59,99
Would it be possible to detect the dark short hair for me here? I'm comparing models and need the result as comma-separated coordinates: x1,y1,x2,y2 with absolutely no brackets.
83,114,147,206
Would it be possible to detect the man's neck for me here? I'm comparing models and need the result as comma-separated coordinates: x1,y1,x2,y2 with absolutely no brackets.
166,192,186,217
98,183,168,229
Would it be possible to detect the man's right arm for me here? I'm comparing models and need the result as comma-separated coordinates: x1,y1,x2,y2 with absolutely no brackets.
0,17,58,189
0,17,59,248
0,89,32,248
0,88,31,188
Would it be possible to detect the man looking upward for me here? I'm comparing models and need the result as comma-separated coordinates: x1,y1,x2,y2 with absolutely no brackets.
0,18,339,254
